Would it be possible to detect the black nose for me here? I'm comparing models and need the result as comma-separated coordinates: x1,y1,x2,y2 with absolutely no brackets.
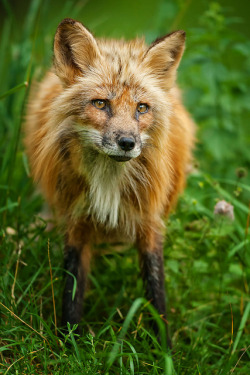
118,137,135,151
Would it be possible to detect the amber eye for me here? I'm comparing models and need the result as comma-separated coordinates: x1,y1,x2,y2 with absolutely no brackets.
92,99,106,110
137,103,149,114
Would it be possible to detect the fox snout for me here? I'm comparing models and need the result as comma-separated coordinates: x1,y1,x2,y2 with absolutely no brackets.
101,131,142,162
118,136,135,152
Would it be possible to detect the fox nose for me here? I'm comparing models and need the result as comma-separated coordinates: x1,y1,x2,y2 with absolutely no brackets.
118,137,135,151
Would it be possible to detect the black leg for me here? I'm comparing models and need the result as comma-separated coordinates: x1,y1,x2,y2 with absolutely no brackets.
139,250,166,317
61,245,86,335
137,232,172,348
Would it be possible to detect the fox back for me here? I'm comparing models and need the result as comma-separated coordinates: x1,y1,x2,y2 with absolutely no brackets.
25,18,195,345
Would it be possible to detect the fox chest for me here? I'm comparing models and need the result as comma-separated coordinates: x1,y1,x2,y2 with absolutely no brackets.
71,164,141,239
72,182,139,239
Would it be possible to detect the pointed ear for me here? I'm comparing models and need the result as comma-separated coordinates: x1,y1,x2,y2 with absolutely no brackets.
53,18,100,85
142,30,186,89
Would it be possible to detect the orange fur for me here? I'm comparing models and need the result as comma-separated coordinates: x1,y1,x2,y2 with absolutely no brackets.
24,18,195,339
25,25,194,236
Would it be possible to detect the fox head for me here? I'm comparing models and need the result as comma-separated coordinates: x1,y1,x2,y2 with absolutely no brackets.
53,18,186,162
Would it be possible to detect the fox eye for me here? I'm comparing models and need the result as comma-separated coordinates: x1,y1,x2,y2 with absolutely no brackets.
92,99,107,110
137,103,149,114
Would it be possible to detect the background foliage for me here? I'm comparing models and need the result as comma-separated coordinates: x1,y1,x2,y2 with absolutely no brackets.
0,0,249,374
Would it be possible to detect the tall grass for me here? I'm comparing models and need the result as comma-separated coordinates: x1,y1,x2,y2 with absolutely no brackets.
0,0,249,374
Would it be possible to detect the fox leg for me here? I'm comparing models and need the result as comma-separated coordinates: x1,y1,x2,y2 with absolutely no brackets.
61,228,91,335
137,227,172,347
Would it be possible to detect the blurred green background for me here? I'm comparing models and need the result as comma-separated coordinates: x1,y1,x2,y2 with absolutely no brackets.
1,0,250,38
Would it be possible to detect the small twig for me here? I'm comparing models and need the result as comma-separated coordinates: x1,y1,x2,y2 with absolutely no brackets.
40,298,44,336
229,303,234,348
0,81,28,101
230,345,250,373
0,302,57,360
11,244,22,305
48,239,57,336
116,307,124,319
4,347,44,375
132,312,142,339
0,302,49,344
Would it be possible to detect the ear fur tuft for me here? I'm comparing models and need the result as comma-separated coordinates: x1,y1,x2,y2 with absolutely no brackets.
143,30,186,89
53,18,100,85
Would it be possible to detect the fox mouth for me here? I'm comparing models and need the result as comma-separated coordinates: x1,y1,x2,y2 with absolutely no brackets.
108,155,132,162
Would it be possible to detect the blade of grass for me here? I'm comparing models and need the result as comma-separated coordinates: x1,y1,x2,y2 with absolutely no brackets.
232,301,250,354
68,323,84,370
0,82,28,101
0,201,18,214
164,353,176,375
48,239,57,337
0,302,49,344
228,239,249,258
123,340,139,369
4,347,44,375
106,298,144,369
106,297,172,371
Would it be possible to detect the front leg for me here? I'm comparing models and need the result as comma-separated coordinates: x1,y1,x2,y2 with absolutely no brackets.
61,236,91,335
137,227,171,347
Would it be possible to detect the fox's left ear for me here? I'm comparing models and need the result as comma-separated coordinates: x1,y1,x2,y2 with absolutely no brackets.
142,31,186,89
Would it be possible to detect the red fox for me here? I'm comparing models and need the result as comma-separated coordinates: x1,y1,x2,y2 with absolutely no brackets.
25,18,195,345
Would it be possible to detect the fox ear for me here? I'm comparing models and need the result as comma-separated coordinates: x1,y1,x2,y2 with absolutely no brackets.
53,18,100,85
143,31,186,89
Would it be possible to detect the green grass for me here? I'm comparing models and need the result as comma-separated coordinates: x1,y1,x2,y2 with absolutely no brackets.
0,0,249,374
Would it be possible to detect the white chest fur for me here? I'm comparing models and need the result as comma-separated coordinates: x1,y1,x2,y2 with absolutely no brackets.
72,153,150,238
72,155,125,227
87,156,123,228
